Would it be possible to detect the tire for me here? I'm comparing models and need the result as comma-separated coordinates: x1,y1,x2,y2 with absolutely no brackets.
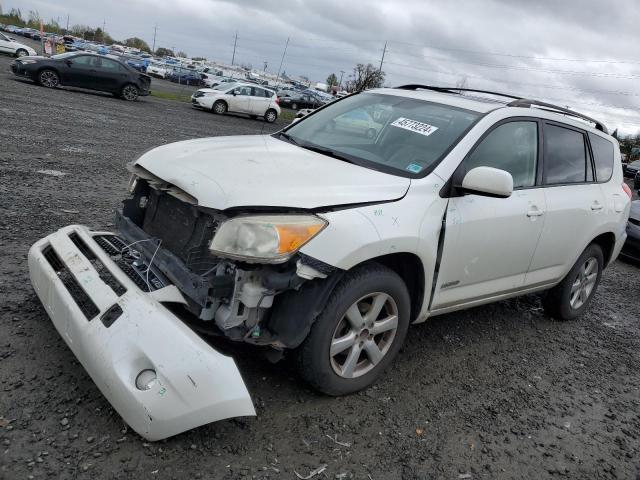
121,84,139,101
542,243,604,320
38,69,59,88
291,103,298,110
15,49,28,58
264,109,278,123
295,263,411,396
212,100,227,115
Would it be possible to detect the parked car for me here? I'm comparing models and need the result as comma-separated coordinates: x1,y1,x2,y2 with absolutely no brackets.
620,200,640,263
168,70,201,85
28,85,631,441
634,171,640,190
146,63,169,78
0,31,37,57
330,107,383,138
191,82,280,122
10,51,151,101
623,159,640,178
279,92,325,110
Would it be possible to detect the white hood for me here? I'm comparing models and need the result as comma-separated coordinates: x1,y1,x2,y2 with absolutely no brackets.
134,135,410,210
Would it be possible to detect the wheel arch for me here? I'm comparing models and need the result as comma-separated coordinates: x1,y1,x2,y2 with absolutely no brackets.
591,231,616,266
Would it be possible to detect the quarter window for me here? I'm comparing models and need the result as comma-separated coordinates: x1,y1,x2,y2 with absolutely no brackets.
544,124,588,185
588,132,614,182
464,121,538,188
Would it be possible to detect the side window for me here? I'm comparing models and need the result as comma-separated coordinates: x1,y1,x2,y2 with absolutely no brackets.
543,124,587,185
238,86,251,96
588,132,614,182
71,56,94,67
464,121,538,189
96,58,121,72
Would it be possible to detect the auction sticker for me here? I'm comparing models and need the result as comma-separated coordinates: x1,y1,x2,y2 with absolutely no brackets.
391,117,438,136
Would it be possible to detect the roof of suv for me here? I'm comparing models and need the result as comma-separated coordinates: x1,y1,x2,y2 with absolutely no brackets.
370,85,610,136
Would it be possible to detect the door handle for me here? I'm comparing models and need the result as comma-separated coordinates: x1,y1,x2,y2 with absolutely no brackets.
591,202,604,211
526,208,544,217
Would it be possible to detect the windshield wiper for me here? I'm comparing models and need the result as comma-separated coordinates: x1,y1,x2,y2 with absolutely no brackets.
298,142,356,165
277,131,299,145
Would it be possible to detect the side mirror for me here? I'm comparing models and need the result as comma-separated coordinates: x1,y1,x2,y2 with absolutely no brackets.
460,166,513,198
231,90,237,96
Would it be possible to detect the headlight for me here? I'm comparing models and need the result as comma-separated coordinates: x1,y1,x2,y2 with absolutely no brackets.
210,215,327,263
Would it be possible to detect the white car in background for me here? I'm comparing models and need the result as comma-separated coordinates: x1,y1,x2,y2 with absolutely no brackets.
0,31,37,57
191,82,281,123
146,63,169,78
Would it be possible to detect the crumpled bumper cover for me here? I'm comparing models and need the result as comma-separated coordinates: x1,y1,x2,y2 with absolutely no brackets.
28,225,255,441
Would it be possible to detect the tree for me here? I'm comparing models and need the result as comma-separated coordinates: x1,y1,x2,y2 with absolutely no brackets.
124,37,151,52
27,9,42,28
345,63,385,92
155,47,175,57
326,73,338,89
176,50,188,58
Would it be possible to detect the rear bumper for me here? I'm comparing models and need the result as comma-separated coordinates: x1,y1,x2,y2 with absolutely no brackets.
28,225,255,441
620,223,640,262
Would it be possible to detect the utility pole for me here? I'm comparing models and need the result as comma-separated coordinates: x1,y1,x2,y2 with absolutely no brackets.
101,19,106,43
152,24,158,53
263,60,267,72
66,14,69,33
275,37,289,88
379,41,387,72
231,31,238,65
338,70,345,90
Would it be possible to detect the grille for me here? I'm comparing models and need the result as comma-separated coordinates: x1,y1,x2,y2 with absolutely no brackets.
42,245,100,320
69,233,127,297
93,235,165,292
141,191,222,275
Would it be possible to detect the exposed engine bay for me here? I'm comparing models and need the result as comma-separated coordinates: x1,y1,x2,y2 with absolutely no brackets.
110,172,341,349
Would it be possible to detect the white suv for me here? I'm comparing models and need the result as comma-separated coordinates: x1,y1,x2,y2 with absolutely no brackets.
28,85,631,440
191,82,281,122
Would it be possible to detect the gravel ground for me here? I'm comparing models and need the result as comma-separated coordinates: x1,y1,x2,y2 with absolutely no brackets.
1,49,640,480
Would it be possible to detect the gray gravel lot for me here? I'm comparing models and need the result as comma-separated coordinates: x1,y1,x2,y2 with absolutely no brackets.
1,49,639,480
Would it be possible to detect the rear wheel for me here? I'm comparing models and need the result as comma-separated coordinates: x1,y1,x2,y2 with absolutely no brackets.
212,100,227,115
264,109,277,123
16,49,28,58
38,69,59,88
121,84,139,101
542,243,603,320
291,103,298,110
295,263,410,395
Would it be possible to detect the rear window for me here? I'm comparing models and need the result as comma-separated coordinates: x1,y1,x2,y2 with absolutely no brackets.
543,124,587,185
588,133,614,182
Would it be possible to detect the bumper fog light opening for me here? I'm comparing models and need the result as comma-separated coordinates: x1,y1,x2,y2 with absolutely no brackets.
135,369,158,391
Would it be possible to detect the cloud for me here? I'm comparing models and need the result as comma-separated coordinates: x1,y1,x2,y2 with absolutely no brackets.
12,0,640,133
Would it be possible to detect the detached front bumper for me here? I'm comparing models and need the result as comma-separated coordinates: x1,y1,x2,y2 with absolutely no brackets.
28,225,255,441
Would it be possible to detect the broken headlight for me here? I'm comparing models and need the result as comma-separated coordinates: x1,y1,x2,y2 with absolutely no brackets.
210,215,327,263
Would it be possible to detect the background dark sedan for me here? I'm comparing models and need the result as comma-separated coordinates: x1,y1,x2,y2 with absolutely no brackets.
10,51,151,101
620,200,640,264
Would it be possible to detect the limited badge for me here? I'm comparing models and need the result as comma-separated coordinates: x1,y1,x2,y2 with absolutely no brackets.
391,117,439,136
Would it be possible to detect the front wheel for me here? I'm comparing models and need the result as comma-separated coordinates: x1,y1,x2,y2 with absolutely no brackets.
295,263,411,395
38,69,59,88
542,243,604,320
212,100,227,115
264,109,278,123
121,84,139,101
16,49,29,58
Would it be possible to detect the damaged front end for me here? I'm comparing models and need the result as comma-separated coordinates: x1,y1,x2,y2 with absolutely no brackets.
28,168,342,440
118,169,341,348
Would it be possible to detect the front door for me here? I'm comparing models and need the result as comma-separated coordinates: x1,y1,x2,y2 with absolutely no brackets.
227,85,252,113
431,119,546,309
60,55,95,87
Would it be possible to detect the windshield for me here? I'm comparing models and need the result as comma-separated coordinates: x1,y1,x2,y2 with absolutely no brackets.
217,82,238,91
281,92,481,177
51,52,77,60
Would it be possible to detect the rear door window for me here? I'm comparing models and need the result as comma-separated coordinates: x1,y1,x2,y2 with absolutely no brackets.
543,124,588,185
588,133,615,182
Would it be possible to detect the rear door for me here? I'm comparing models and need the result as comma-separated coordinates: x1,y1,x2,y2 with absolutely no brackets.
60,55,95,87
250,87,270,114
92,57,127,92
431,119,546,309
525,122,606,285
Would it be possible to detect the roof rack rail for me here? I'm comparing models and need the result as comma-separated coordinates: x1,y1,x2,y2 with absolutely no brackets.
395,84,523,101
395,84,608,134
507,99,608,133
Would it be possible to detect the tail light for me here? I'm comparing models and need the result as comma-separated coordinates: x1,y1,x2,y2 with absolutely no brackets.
275,96,280,105
622,182,632,199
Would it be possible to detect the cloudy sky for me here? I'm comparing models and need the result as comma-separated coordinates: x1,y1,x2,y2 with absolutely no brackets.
8,0,640,134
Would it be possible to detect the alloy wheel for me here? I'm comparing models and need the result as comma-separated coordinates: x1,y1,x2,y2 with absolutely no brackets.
569,257,598,309
214,102,226,114
122,85,138,101
39,70,59,88
17,49,28,57
265,111,277,122
330,292,398,378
